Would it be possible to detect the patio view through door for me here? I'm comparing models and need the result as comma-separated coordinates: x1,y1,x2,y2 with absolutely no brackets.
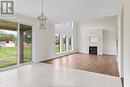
0,19,32,68
19,24,32,64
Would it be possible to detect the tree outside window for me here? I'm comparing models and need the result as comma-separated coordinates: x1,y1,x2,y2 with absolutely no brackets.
54,34,60,53
63,35,67,52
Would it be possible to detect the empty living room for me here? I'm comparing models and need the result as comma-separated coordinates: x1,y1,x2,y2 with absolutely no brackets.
0,0,129,87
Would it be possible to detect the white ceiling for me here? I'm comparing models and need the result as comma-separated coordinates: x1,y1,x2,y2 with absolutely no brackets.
15,0,122,23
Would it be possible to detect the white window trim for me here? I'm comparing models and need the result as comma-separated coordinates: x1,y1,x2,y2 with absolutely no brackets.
54,34,74,55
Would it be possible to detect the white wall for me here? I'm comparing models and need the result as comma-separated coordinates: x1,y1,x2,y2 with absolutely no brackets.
124,0,130,86
77,16,117,55
103,30,117,55
35,23,55,62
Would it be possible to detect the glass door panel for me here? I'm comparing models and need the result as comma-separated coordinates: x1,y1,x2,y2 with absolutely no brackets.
54,34,60,54
20,24,32,64
68,36,72,51
63,35,67,52
0,19,18,68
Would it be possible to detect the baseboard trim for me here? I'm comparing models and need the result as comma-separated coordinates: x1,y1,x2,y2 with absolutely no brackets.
40,52,77,62
103,54,116,56
77,51,103,55
40,51,117,63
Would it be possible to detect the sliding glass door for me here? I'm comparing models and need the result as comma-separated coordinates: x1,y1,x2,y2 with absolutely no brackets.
19,24,32,64
0,19,32,68
0,29,17,68
0,20,18,68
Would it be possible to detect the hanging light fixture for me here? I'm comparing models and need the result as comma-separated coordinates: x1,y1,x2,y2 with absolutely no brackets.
37,0,47,29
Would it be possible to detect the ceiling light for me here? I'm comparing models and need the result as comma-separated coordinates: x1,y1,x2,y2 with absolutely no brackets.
37,0,47,29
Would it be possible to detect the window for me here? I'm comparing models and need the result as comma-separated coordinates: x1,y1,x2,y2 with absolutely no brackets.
68,36,72,51
23,31,32,63
0,29,17,68
19,24,32,64
65,21,74,29
54,22,74,55
54,34,73,54
54,34,60,53
62,35,67,52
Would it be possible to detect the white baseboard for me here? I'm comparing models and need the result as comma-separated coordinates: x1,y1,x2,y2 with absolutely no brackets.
77,51,103,55
40,51,76,61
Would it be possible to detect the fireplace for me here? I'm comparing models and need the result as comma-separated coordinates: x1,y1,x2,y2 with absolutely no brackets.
89,46,97,54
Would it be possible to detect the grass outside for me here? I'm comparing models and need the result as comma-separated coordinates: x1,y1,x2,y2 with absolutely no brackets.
54,45,60,53
63,44,67,52
0,46,31,68
54,44,67,54
24,46,32,63
54,44,72,54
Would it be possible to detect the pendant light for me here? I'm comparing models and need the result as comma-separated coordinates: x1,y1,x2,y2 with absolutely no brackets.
37,0,47,29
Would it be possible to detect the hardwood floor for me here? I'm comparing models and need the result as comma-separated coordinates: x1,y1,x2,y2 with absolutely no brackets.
41,53,119,77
